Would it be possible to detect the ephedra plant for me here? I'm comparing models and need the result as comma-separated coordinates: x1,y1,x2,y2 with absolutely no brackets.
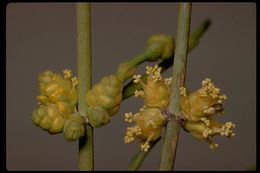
31,3,235,171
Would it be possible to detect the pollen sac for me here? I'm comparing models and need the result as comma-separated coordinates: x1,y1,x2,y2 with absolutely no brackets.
144,34,175,61
85,75,123,127
132,65,171,108
179,78,235,150
124,107,165,152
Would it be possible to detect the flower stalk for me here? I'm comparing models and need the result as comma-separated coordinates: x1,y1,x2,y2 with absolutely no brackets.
77,3,94,171
159,3,192,170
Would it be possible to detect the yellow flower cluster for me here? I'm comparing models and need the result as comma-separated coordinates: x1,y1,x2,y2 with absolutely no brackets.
84,34,175,129
32,69,85,141
124,64,171,152
179,78,235,150
85,63,137,128
124,65,235,151
124,108,165,152
134,65,171,108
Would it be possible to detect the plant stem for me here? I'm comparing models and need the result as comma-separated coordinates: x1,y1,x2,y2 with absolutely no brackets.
77,3,94,171
126,53,147,68
159,3,192,171
128,138,161,171
124,18,210,171
188,19,211,51
122,19,211,100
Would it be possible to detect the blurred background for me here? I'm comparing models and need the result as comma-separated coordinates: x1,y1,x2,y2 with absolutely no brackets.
6,3,256,171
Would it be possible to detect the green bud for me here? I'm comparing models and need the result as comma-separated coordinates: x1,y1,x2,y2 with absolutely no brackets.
86,106,110,128
116,63,137,81
85,75,123,118
63,114,85,141
39,116,53,131
38,70,54,85
49,116,64,134
32,105,47,126
32,104,65,134
144,34,175,61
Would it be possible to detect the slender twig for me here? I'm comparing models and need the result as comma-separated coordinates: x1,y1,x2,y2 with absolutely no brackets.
128,138,161,171
159,3,192,170
126,53,147,68
77,3,94,171
188,19,211,51
122,19,211,100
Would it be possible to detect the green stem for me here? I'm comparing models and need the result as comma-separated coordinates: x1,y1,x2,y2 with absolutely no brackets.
126,53,147,68
122,19,211,100
188,19,211,51
124,18,210,171
77,3,94,171
127,138,161,171
159,3,192,170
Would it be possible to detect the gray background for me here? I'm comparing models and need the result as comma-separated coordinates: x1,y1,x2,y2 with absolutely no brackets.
6,3,256,171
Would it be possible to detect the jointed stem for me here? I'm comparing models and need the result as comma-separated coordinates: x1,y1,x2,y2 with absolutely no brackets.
159,3,192,170
122,19,211,100
124,18,210,171
128,138,161,171
77,3,94,171
126,53,147,68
